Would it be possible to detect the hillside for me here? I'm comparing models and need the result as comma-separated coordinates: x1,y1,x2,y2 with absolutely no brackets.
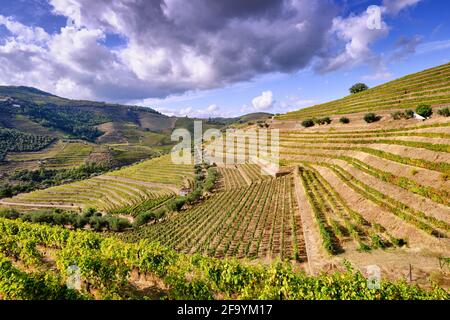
278,63,450,120
0,86,172,138
0,65,449,299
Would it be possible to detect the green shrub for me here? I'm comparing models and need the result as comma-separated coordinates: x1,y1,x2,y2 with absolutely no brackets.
133,212,155,227
301,119,315,128
416,104,433,118
83,207,97,218
108,217,131,232
89,216,107,231
0,209,20,220
391,111,403,120
168,197,186,211
404,109,414,119
391,110,414,120
315,117,332,125
153,207,167,219
364,113,380,123
339,117,350,124
438,107,450,117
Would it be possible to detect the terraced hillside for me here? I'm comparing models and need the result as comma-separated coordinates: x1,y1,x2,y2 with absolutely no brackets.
270,110,450,280
5,141,100,169
0,155,192,212
216,163,272,189
278,63,450,119
1,64,449,289
120,165,306,262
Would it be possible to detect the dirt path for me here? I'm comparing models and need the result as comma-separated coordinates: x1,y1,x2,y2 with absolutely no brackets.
236,166,252,186
292,167,332,275
0,200,81,209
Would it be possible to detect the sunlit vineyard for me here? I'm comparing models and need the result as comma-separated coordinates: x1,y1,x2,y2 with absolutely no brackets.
279,63,450,119
1,218,447,300
105,154,194,186
1,62,450,300
119,173,306,261
0,155,192,212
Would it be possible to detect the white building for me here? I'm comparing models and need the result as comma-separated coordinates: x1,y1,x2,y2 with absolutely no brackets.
413,113,426,121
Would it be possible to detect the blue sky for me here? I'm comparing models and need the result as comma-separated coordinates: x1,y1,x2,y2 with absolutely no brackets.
0,0,449,118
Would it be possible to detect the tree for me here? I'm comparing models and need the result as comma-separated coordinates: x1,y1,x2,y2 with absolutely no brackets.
301,119,315,128
339,117,350,124
349,83,369,94
364,113,380,123
416,104,433,118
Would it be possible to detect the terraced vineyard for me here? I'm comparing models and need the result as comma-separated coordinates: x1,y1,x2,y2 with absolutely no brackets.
265,114,450,279
119,171,306,261
216,163,271,190
1,217,446,300
105,155,193,186
279,63,450,119
216,166,248,189
298,165,405,255
197,102,450,277
0,155,192,212
5,140,97,169
1,62,450,299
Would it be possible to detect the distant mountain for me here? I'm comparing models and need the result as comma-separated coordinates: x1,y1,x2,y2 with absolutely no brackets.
0,86,58,98
206,112,273,126
0,86,174,141
0,85,274,155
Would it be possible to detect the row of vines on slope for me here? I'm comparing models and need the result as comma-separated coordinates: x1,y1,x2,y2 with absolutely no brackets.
0,218,447,300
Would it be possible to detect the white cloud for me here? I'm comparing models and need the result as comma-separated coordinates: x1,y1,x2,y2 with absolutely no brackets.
382,0,421,15
317,10,389,73
252,91,274,111
363,69,393,81
154,104,234,118
152,106,193,117
179,107,193,116
0,1,426,104
194,104,222,117
0,15,49,44
240,104,250,114
317,1,421,75
279,95,317,111
206,104,219,113
0,0,338,102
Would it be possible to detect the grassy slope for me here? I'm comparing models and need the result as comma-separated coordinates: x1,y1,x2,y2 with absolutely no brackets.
278,62,450,120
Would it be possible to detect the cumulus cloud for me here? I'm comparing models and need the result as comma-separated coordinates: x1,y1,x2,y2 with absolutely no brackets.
316,10,389,73
279,95,317,111
316,0,421,76
36,0,335,101
0,0,423,104
206,104,219,113
252,91,274,111
154,103,231,118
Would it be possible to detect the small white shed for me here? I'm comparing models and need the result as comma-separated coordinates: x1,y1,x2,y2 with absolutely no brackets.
413,113,426,121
